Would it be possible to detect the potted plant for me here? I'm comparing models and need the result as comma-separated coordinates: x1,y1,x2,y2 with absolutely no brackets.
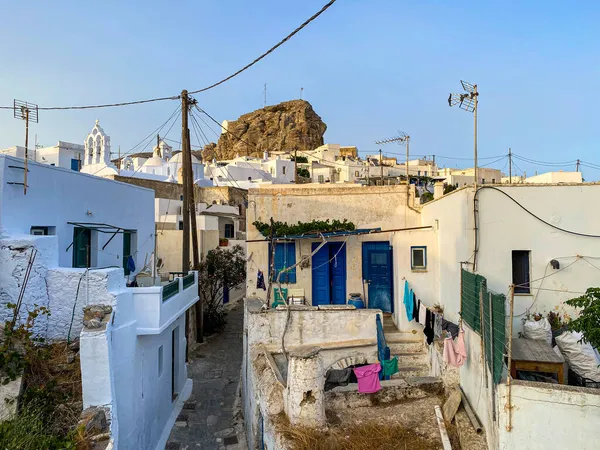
219,238,229,247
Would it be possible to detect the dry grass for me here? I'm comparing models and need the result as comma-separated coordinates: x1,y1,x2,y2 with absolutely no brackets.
280,422,441,450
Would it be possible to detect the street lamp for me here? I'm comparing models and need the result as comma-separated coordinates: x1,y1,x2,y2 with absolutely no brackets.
448,81,478,187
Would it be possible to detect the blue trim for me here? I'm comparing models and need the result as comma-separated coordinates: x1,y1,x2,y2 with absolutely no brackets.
269,242,296,284
410,246,427,270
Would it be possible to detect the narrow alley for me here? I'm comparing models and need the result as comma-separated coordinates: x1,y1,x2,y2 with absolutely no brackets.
167,301,246,450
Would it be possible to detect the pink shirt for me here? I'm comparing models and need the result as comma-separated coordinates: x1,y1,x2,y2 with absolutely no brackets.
353,363,382,394
443,330,467,367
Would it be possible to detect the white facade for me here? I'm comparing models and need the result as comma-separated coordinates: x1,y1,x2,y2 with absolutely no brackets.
205,155,295,188
0,141,85,171
392,184,600,449
437,166,502,186
524,171,583,184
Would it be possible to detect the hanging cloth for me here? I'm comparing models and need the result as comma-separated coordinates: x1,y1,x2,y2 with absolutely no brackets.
418,301,427,325
403,281,413,321
412,294,419,322
434,312,443,339
442,319,460,339
126,255,136,273
324,368,352,391
424,309,435,345
382,356,399,378
256,270,266,290
443,330,467,367
354,363,382,394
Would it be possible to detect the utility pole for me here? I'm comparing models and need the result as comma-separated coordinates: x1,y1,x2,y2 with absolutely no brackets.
576,159,580,172
294,148,298,183
118,146,121,175
508,148,512,183
473,84,478,189
24,108,29,195
156,134,161,157
379,149,383,186
405,136,410,183
181,90,191,275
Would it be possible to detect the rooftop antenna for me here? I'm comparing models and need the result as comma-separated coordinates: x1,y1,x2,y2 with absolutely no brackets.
448,80,479,188
376,132,410,183
13,99,39,195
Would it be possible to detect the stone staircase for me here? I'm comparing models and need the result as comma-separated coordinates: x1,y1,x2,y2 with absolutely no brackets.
382,316,430,379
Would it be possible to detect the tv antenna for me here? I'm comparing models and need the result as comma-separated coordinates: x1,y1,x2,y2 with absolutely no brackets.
376,132,410,183
13,99,39,195
448,80,479,187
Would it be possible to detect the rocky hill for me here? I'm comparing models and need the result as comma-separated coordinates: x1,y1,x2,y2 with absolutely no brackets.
201,100,326,160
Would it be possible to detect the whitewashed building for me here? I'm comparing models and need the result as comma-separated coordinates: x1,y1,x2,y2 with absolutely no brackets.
392,184,600,449
0,141,85,171
0,154,197,450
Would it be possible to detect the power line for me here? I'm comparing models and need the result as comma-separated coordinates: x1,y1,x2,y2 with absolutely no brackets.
0,1,337,111
188,0,337,94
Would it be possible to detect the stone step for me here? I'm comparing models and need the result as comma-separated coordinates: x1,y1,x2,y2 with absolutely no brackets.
390,364,430,379
388,340,425,354
392,352,428,366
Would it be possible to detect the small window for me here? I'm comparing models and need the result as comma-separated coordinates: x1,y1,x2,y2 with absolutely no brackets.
71,159,80,171
417,170,421,176
282,166,286,175
31,226,50,235
158,345,164,377
355,171,359,177
482,178,486,184
224,223,234,239
178,221,184,230
492,178,496,183
512,250,531,294
180,195,184,201
411,246,427,271
318,175,324,183
424,171,428,176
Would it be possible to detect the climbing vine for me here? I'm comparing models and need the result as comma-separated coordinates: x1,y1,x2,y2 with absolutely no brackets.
253,219,356,237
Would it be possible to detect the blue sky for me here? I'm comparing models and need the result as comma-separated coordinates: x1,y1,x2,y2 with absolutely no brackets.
1,1,599,178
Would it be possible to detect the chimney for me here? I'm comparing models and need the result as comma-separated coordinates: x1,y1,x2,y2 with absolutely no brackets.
434,181,444,200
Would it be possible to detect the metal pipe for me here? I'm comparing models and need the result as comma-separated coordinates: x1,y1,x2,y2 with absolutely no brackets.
460,388,483,434
473,84,478,190
506,284,515,432
489,291,496,422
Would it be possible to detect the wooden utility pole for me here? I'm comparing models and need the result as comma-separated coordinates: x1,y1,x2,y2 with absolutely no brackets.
294,148,298,183
379,149,383,186
576,159,580,172
181,91,191,274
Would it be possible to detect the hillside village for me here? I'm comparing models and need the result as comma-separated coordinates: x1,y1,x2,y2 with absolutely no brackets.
2,2,600,450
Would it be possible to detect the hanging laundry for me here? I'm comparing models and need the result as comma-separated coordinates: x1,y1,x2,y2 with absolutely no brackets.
324,368,352,391
423,309,435,345
442,319,460,339
382,356,399,378
418,301,427,325
433,313,443,339
256,270,266,290
412,296,419,322
126,255,136,273
443,330,467,367
354,363,382,394
403,281,414,321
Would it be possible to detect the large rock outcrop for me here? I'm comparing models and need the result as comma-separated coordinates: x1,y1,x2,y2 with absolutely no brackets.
202,100,326,160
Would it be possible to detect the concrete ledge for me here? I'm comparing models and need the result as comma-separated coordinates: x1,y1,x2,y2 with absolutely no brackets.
263,338,377,354
318,305,356,311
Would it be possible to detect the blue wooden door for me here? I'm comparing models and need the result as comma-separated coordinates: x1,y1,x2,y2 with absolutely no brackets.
362,242,393,312
312,242,331,305
329,242,347,305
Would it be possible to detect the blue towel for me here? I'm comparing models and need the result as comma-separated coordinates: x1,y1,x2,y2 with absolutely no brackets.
126,255,136,273
403,281,413,320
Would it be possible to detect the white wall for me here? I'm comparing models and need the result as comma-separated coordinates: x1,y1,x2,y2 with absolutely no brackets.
497,381,600,450
80,270,192,450
0,155,155,270
525,171,582,184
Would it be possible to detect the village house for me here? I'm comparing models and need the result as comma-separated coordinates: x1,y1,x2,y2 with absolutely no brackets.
243,179,600,449
0,141,85,171
0,154,198,450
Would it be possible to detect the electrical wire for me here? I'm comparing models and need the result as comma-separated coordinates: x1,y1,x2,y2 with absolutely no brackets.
476,186,600,238
1,1,337,111
512,154,577,166
189,0,337,94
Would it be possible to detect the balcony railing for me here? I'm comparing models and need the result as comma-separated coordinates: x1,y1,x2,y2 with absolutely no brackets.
162,279,180,302
133,271,199,335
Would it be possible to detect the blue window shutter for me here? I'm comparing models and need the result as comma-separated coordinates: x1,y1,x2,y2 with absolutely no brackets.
287,243,296,283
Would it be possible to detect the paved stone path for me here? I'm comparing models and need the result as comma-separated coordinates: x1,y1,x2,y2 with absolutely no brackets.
167,300,247,450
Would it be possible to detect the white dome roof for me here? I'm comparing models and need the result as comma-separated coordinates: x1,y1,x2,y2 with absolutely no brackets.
143,156,165,167
169,152,199,164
